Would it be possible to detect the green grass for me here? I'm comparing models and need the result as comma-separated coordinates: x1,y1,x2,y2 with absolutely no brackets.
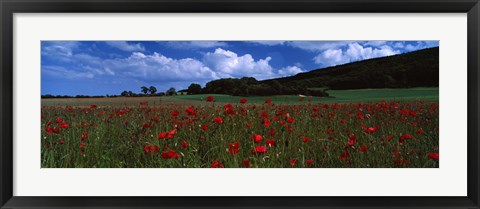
172,87,439,104
41,87,439,107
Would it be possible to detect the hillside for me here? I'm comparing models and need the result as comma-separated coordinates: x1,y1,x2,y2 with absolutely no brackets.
262,47,439,90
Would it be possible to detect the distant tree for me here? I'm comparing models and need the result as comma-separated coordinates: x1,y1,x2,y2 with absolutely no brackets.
187,83,202,95
149,86,157,95
141,86,149,95
166,87,176,96
128,91,134,97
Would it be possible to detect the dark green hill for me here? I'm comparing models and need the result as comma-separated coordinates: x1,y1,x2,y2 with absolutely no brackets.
262,47,439,90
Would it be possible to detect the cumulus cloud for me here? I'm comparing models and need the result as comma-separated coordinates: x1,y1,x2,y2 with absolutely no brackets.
313,42,400,67
106,41,145,52
163,41,228,49
278,66,304,77
203,48,276,79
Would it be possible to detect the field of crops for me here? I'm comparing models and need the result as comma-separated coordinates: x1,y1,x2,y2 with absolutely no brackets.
41,90,439,168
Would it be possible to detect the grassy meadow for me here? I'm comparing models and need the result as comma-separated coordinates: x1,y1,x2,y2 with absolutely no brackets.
41,88,439,168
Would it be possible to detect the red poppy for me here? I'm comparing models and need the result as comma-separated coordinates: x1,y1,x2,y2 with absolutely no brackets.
427,152,439,161
306,159,314,165
181,141,189,149
211,160,224,168
303,137,311,143
171,110,179,116
81,131,88,140
359,145,369,152
242,159,251,167
289,159,297,166
340,119,346,123
240,98,247,104
286,117,295,123
59,139,65,144
347,139,356,147
201,125,209,131
262,118,271,127
229,142,240,155
386,135,392,141
59,122,69,129
90,104,97,109
55,117,63,123
269,129,276,136
252,134,263,143
266,139,276,147
265,98,271,104
185,106,197,116
253,146,268,154
161,150,179,159
206,96,215,102
416,129,425,134
213,117,223,125
340,151,350,161
399,133,412,143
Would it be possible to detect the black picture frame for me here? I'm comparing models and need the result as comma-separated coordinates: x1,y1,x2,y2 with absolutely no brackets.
1,0,479,208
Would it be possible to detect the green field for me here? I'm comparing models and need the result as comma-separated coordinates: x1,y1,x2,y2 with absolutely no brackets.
41,87,439,106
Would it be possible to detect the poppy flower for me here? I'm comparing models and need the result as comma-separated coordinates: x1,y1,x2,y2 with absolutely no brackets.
229,142,240,155
59,139,65,144
306,159,314,165
265,98,271,104
90,104,97,109
340,151,350,161
386,135,392,141
290,159,297,166
399,133,412,143
266,139,276,147
359,145,369,152
59,122,69,129
55,117,63,123
242,159,251,167
156,132,166,139
253,146,268,154
171,110,179,117
213,117,223,125
161,150,179,159
286,117,295,123
181,141,189,149
269,129,276,136
206,96,215,102
201,125,209,131
347,139,356,147
240,98,247,104
416,129,425,134
303,137,311,143
252,134,263,143
211,160,224,168
262,118,271,127
340,119,346,123
427,152,439,161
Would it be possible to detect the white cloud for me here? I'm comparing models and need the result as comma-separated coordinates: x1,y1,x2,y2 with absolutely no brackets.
203,48,275,79
106,41,145,52
313,42,400,67
278,66,304,77
41,41,80,61
163,41,228,49
42,65,94,79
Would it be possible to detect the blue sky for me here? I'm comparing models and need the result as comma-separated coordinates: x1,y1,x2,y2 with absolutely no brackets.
41,40,439,96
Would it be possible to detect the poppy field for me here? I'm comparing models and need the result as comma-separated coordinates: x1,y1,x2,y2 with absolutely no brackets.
41,94,439,168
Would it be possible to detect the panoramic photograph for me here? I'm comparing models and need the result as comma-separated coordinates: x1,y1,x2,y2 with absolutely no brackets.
41,41,439,168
